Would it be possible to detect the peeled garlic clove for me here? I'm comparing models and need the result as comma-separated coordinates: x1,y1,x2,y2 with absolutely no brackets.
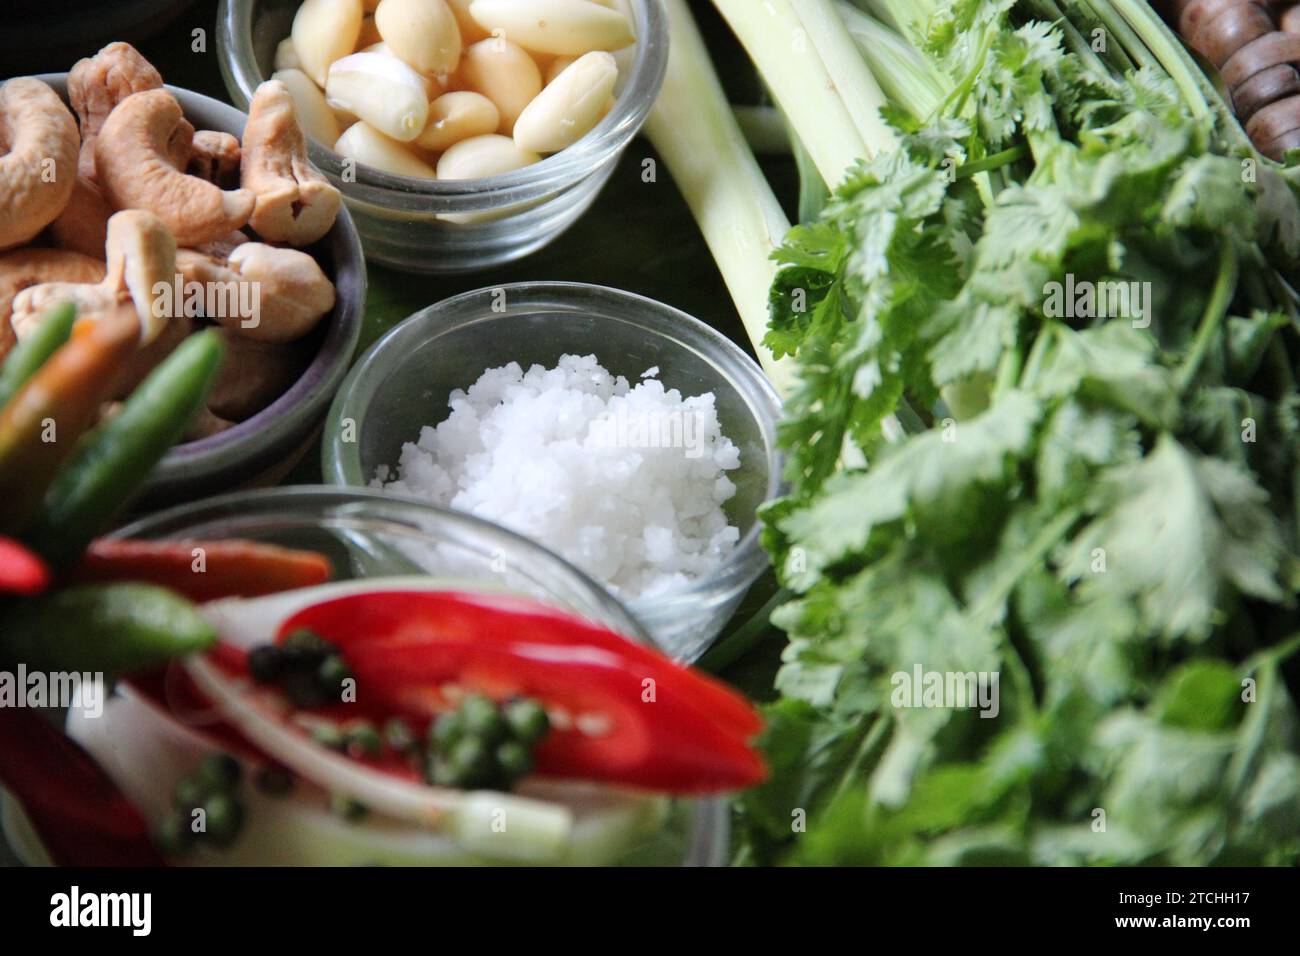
362,42,442,98
292,0,365,86
274,38,303,73
375,0,462,76
416,91,500,151
514,51,617,153
272,68,341,147
545,55,577,85
436,133,540,179
459,38,541,134
326,51,430,142
446,0,489,43
336,121,438,177
467,0,635,56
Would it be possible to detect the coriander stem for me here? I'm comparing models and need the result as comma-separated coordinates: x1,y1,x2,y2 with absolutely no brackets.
832,713,893,800
1266,338,1295,393
1029,0,1116,76
1243,632,1300,672
894,397,929,435
1019,323,1057,391
994,342,1024,397
1176,243,1238,392
697,587,792,674
945,28,996,119
957,144,1029,179
1105,0,1213,121
1076,0,1148,72
967,506,1082,630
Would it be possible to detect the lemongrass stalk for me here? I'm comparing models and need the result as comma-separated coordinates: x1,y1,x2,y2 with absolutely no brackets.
853,0,933,41
837,2,945,120
840,1,997,205
711,0,875,185
790,0,898,155
645,0,795,394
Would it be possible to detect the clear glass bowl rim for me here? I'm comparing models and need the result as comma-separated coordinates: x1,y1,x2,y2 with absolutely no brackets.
321,281,785,608
216,0,670,211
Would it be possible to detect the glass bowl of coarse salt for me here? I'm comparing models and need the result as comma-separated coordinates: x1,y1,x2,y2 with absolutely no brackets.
322,282,783,661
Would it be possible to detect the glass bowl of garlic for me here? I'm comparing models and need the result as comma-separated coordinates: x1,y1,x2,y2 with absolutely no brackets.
218,0,667,273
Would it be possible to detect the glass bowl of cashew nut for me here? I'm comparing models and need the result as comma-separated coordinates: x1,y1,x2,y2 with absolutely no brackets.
217,0,668,273
0,42,364,506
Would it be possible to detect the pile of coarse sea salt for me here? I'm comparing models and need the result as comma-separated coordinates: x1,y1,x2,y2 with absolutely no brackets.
373,354,742,598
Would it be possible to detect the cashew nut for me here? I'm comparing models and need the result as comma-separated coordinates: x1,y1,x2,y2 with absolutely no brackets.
0,247,105,360
206,328,308,421
241,80,342,246
190,230,250,260
187,130,242,189
67,42,167,179
12,209,177,345
175,242,335,343
47,175,114,259
0,78,80,251
95,90,254,247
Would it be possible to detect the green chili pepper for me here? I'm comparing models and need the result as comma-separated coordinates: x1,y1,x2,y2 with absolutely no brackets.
0,301,77,412
0,582,216,677
0,313,138,534
27,329,223,566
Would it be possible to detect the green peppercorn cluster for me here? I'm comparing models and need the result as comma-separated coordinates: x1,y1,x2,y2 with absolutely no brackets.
426,694,550,790
153,753,245,857
248,628,352,707
250,628,552,797
303,695,549,793
310,717,383,758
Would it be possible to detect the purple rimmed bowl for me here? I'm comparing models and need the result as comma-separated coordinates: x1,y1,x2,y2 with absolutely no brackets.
35,74,365,504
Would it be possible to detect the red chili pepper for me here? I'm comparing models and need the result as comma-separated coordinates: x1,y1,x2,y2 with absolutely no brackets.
70,538,333,601
0,709,163,866
279,590,762,737
276,590,767,794
0,535,51,596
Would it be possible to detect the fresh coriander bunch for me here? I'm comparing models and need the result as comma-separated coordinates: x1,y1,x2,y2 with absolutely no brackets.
740,0,1300,865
